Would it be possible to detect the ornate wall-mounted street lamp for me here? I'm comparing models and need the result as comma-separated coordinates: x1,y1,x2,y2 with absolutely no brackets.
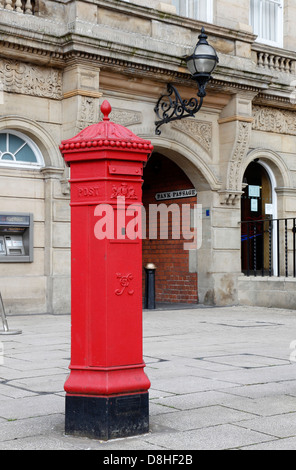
155,27,219,135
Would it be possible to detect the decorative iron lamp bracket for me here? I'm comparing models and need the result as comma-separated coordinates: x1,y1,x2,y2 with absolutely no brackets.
154,83,205,136
154,27,219,135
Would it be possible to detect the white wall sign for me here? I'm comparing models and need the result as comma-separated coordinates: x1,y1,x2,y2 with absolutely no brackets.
251,198,258,212
265,203,273,215
248,185,260,197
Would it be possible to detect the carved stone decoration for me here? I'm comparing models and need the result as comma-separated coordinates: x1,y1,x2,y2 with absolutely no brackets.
0,59,62,99
227,121,252,191
218,190,244,206
100,108,142,127
115,273,134,296
77,96,98,131
252,105,296,135
60,179,70,196
172,119,212,154
111,183,138,200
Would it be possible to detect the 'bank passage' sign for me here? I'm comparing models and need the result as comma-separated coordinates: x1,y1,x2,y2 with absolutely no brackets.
155,189,197,201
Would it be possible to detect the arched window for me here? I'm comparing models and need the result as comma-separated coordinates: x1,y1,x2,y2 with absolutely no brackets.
0,130,44,169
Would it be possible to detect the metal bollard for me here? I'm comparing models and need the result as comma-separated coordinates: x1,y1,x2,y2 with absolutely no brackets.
0,292,22,335
144,263,156,309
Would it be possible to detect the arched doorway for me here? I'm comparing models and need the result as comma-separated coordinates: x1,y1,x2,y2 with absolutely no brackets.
241,160,277,275
142,152,198,304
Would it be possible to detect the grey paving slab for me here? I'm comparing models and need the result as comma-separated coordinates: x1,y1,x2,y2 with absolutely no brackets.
0,434,165,451
221,380,296,399
150,405,256,431
0,414,64,443
215,394,296,417
152,390,251,411
237,412,296,439
196,353,289,368
212,364,296,386
149,374,239,395
0,382,37,399
144,423,275,450
0,366,67,381
84,436,165,451
149,401,180,416
146,388,176,400
160,391,296,416
9,373,68,394
240,437,296,450
0,393,64,420
0,306,296,449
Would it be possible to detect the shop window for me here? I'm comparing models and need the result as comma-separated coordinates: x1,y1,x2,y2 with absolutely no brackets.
250,0,283,47
0,131,44,169
172,0,213,22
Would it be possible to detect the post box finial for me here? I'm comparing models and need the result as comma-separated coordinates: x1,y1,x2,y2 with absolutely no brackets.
101,100,112,121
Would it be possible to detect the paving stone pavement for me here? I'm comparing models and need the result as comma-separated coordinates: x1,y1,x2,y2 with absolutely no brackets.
0,305,296,450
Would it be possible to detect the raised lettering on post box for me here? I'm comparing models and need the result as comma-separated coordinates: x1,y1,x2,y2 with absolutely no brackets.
59,100,153,440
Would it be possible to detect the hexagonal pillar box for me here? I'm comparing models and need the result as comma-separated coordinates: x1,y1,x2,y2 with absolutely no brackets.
59,100,153,440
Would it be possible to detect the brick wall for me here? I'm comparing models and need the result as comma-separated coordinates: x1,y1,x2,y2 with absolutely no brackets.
142,153,198,304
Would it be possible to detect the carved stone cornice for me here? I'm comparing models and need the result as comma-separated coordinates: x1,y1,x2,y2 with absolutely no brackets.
0,40,274,100
254,92,296,109
0,8,294,106
0,39,284,105
0,37,277,103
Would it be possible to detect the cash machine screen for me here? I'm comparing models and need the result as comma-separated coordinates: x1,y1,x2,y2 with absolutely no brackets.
0,213,33,261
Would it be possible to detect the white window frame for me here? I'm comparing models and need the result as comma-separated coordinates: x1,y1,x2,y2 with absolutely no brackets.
0,130,44,170
172,0,213,23
250,0,283,48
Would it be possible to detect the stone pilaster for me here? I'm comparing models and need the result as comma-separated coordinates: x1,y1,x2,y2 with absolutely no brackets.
62,60,102,140
197,92,256,306
197,189,242,306
41,166,70,314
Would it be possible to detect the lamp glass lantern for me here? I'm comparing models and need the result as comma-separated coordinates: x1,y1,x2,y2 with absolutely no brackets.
186,27,219,95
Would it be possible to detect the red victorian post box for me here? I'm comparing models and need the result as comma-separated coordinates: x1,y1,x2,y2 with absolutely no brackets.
59,100,153,440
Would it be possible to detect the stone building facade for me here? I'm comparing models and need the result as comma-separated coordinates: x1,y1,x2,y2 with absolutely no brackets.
0,0,296,313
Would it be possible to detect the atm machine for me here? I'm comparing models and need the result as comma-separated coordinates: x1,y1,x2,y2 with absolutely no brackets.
0,213,33,262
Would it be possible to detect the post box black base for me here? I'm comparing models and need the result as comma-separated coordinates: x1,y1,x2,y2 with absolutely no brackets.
65,392,149,440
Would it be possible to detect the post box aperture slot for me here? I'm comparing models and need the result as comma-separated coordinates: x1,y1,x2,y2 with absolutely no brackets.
108,162,143,176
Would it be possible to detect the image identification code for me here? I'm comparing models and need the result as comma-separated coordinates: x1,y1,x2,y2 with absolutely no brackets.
102,454,193,467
